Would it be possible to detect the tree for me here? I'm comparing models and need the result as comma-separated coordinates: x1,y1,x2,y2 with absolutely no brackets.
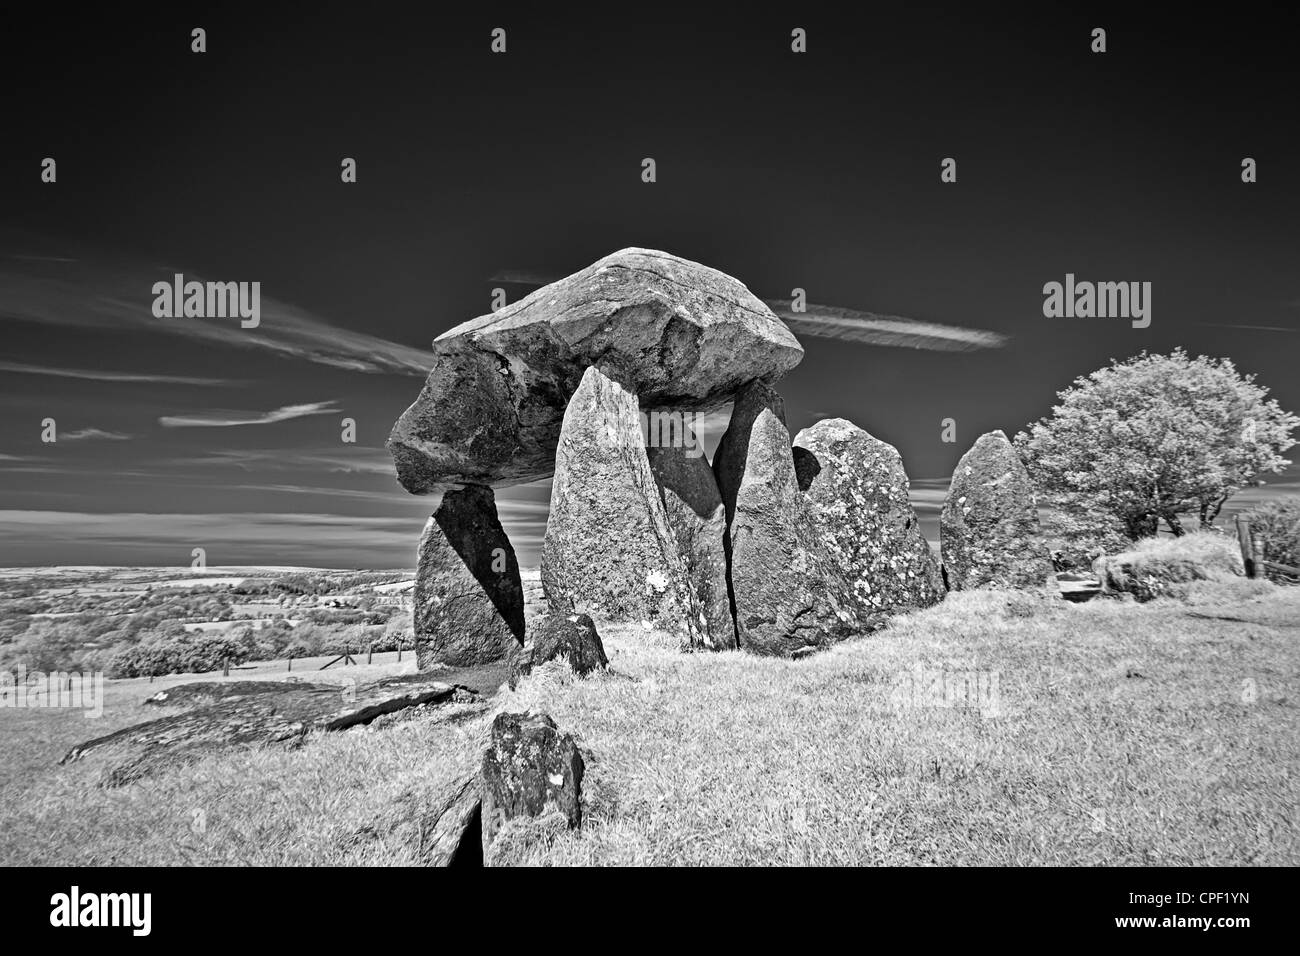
1016,349,1297,538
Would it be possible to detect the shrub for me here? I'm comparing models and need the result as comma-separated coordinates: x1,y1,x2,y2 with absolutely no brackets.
1017,349,1298,537
1242,498,1300,582
0,621,94,673
108,630,251,678
1093,531,1244,602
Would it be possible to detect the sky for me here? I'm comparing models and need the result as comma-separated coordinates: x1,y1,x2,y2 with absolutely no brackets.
1,6,1297,568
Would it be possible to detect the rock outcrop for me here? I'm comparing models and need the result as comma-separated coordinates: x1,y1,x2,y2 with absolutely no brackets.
940,430,1052,589
62,675,477,787
793,418,944,614
715,385,867,656
541,366,698,638
419,775,484,867
388,248,804,494
523,612,608,677
414,485,525,669
479,711,584,860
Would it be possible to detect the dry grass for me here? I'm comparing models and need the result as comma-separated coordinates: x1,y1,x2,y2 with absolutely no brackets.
1094,530,1245,601
502,583,1300,866
2,582,1297,866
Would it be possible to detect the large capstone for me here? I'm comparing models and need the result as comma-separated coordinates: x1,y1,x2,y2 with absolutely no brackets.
541,365,699,638
388,248,804,494
714,385,867,656
940,430,1053,590
793,418,944,615
415,485,525,668
647,428,735,650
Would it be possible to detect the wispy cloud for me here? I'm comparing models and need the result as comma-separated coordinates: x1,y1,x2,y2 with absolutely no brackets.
0,360,235,386
0,230,433,376
176,447,396,475
1196,322,1297,333
767,302,1008,351
59,428,132,442
223,483,401,503
159,401,341,428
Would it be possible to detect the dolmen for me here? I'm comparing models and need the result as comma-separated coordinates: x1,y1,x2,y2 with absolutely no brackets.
388,248,949,662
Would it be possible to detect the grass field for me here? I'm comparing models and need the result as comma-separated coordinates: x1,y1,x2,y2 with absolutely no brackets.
2,580,1297,866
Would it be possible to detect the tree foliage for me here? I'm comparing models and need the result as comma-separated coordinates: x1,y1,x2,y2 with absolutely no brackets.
1016,350,1297,538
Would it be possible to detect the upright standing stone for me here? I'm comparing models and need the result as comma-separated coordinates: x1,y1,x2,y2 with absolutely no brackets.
715,388,866,656
479,711,584,859
940,430,1052,590
647,429,735,650
541,366,698,639
793,418,944,614
415,485,525,668
713,380,786,527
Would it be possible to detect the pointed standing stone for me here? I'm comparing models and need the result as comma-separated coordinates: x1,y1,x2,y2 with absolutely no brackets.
714,386,866,656
647,429,735,650
794,418,945,614
414,485,525,669
712,380,786,527
940,430,1052,590
541,366,698,638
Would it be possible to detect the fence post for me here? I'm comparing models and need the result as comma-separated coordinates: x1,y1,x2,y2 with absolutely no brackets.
1236,516,1257,578
367,642,373,665
288,654,293,672
222,657,230,678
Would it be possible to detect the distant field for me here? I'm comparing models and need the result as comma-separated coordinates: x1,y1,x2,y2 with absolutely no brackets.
1,579,1295,866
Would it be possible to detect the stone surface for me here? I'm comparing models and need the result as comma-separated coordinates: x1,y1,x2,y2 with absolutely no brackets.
142,681,298,707
415,485,525,669
940,430,1053,590
647,432,735,649
1056,571,1102,603
525,612,608,676
388,248,804,494
62,676,473,787
718,396,870,656
793,418,944,615
541,366,698,638
479,711,584,857
420,775,483,867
